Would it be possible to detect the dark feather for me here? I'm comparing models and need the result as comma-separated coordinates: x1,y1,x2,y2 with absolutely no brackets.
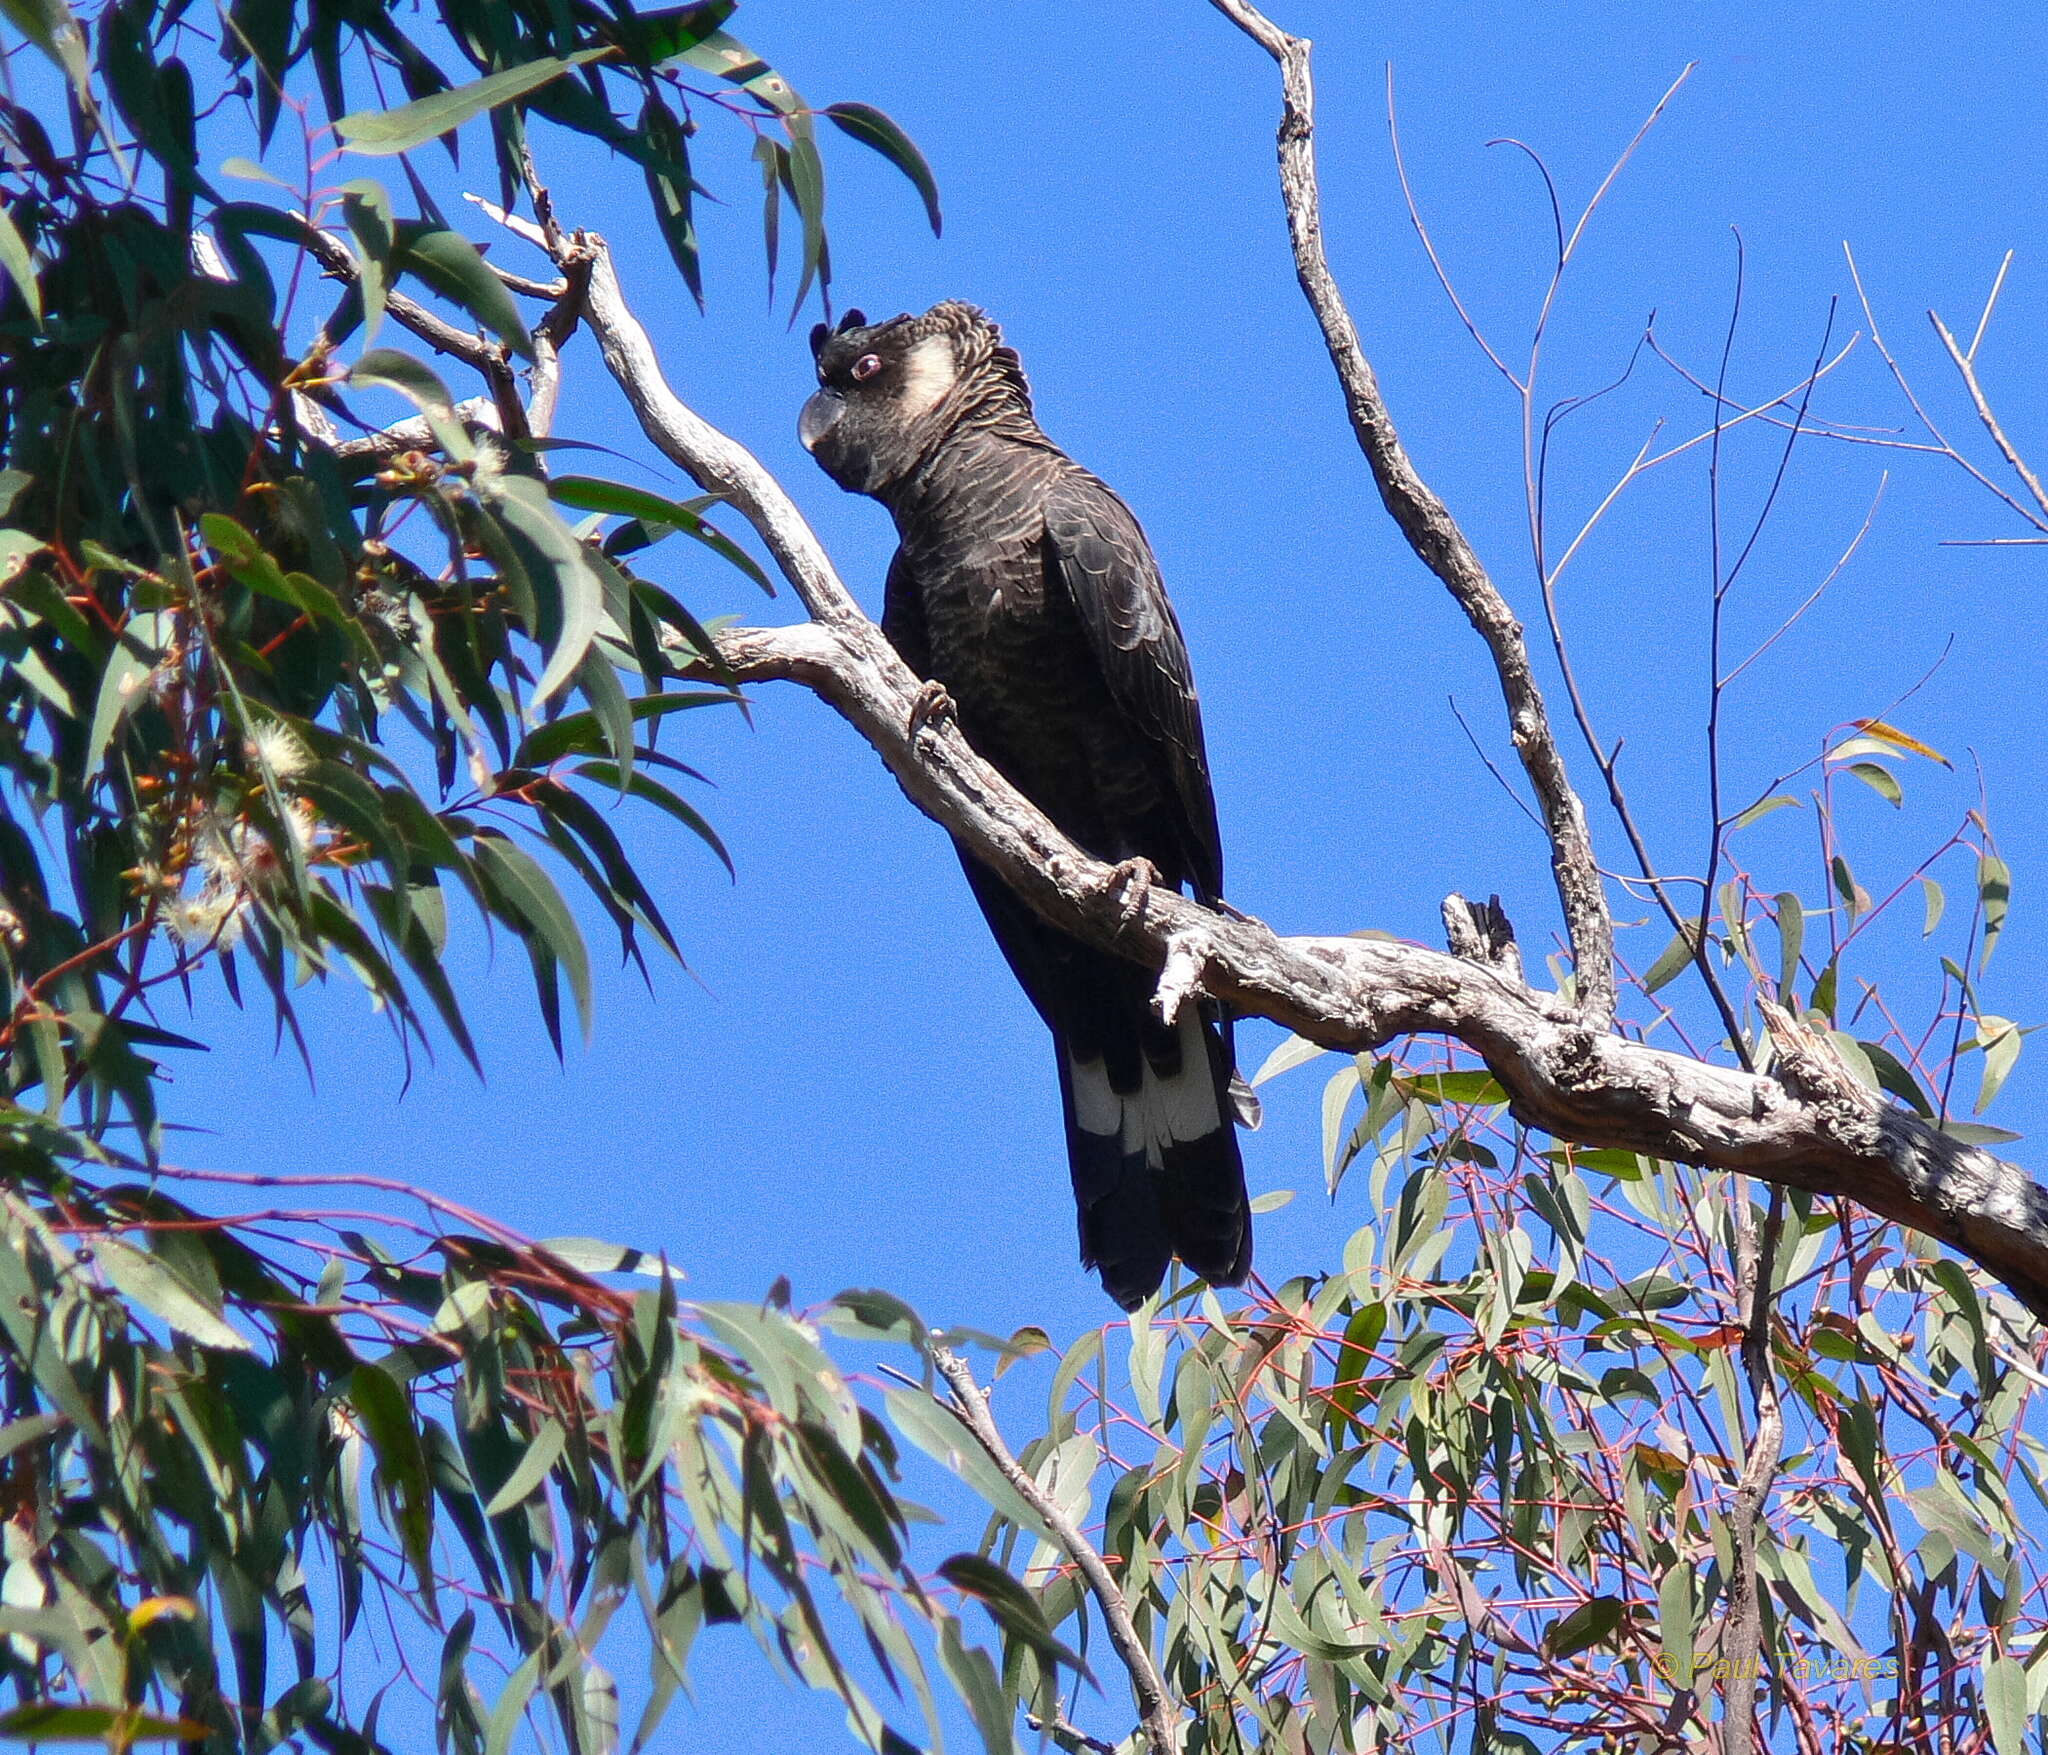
1043,470,1223,901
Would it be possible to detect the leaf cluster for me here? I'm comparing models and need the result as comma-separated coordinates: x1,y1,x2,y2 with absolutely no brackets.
0,1131,1017,1755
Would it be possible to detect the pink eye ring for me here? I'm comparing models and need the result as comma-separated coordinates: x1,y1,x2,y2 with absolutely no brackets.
851,353,883,381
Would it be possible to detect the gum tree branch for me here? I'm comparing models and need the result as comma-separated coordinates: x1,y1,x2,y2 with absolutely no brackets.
1206,0,1616,1029
463,208,2048,1330
297,224,502,374
930,1348,1176,1755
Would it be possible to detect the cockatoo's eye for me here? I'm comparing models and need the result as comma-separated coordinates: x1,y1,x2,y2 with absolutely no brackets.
851,353,884,381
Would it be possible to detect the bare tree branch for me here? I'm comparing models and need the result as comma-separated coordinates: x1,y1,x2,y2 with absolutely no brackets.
467,196,875,644
930,1347,1176,1755
1929,307,2048,526
330,397,504,464
1718,1174,1787,1751
1206,0,1616,1029
1843,243,2048,531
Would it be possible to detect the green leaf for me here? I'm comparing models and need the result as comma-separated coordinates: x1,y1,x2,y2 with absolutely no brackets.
221,154,293,189
1319,1060,1360,1186
0,1413,67,1465
1395,1069,1507,1106
551,476,772,595
482,1418,565,1516
1831,854,1870,921
1642,922,1700,995
1858,1040,1934,1117
483,475,607,707
349,348,473,460
95,1236,251,1351
201,513,352,626
0,202,40,326
340,178,395,344
1773,891,1803,998
483,1648,544,1755
346,1363,435,1599
1975,1015,2023,1114
1811,956,1839,1021
1979,851,2011,970
335,52,605,155
753,136,783,299
1541,1594,1625,1659
1730,793,1799,831
0,0,90,102
84,610,165,781
1656,1565,1694,1687
636,94,702,304
936,1617,1017,1755
395,223,533,358
1940,1119,2023,1146
472,832,593,1039
786,130,827,313
938,1553,1085,1675
572,762,732,877
1252,1032,1327,1085
619,1,737,62
884,1389,1054,1544
1843,760,1902,807
515,691,735,769
0,1706,208,1744
824,102,942,237
1986,1651,2028,1755
537,1236,687,1278
1249,1188,1294,1214
677,30,802,114
1922,875,1945,937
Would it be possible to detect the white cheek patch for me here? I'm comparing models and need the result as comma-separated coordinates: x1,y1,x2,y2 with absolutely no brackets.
895,335,959,422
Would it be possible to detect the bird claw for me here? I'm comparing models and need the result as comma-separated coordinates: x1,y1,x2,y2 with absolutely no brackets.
908,679,956,745
1103,856,1160,928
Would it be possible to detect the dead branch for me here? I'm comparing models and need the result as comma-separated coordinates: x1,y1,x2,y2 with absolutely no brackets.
703,617,2048,1325
1928,308,2048,526
1206,0,1616,1030
930,1347,1177,1755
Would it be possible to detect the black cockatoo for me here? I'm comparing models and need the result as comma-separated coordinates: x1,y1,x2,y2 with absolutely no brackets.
798,300,1251,1310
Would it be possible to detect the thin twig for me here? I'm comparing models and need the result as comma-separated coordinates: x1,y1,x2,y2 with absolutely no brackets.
1928,308,2048,525
1023,1714,1117,1755
468,194,862,633
1386,67,1520,390
1720,472,1887,688
1965,249,2013,364
930,1348,1177,1755
1843,244,2046,531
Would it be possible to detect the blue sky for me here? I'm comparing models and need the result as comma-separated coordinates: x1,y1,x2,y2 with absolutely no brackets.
151,0,2048,1743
